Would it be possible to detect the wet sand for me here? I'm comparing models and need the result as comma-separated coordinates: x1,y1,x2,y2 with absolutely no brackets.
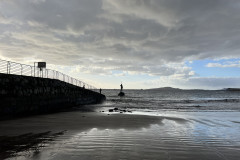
0,111,165,135
0,111,240,160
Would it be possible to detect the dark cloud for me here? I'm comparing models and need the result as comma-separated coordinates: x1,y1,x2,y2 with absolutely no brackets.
0,0,240,78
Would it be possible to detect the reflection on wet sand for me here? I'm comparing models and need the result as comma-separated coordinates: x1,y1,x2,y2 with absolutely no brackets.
0,131,66,159
0,112,166,135
0,111,240,160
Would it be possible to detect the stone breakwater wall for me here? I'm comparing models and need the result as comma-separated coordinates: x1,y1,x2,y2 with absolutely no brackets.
0,73,106,117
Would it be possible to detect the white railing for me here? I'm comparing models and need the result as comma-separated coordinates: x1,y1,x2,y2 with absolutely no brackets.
0,59,97,90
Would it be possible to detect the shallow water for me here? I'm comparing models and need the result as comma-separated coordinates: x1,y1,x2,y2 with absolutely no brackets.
2,89,240,160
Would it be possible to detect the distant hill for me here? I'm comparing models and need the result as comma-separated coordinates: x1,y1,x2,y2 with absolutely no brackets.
146,87,240,91
146,87,182,91
224,88,240,91
145,87,211,91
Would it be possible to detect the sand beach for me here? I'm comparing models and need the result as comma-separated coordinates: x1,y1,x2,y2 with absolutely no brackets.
1,109,240,160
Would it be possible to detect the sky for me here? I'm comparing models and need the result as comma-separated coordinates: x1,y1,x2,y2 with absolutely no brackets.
1,0,240,89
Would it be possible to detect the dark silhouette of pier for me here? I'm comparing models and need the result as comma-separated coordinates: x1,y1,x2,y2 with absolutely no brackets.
0,59,106,118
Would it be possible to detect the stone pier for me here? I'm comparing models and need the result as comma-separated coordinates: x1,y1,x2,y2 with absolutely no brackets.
0,73,106,117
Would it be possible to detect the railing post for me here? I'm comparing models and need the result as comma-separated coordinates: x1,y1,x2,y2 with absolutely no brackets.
34,62,35,77
8,61,11,74
6,61,9,74
21,64,23,75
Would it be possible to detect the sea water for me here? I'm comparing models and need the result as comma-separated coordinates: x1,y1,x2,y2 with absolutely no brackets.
101,89,240,112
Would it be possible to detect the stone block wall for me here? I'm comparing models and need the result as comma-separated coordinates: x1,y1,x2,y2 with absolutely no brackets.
0,73,106,117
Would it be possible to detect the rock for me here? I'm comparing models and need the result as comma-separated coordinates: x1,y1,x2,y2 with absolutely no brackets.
109,109,114,112
194,105,201,107
113,107,119,111
118,92,125,97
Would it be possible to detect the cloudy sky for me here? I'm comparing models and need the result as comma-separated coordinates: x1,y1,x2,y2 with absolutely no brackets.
1,0,240,89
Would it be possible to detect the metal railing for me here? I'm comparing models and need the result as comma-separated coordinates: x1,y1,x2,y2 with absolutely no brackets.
0,59,97,90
